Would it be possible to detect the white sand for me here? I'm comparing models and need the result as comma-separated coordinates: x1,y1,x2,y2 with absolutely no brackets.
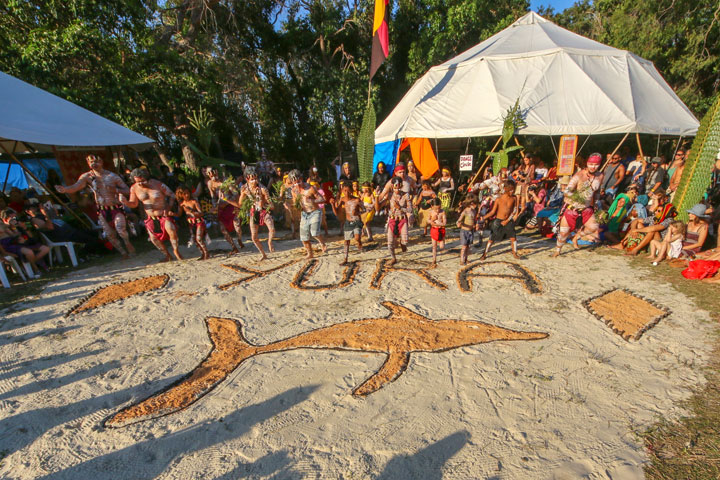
0,231,714,479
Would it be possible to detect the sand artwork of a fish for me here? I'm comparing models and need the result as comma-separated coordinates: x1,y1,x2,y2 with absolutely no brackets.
105,302,548,427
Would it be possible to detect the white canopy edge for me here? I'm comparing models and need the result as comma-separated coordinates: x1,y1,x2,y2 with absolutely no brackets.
0,71,154,154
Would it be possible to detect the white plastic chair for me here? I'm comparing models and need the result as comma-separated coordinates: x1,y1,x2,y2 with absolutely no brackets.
1,262,9,288
2,255,30,287
40,233,79,267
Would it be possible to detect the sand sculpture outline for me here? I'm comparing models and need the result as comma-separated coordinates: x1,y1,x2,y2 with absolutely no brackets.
104,301,548,428
291,259,360,290
219,259,300,290
457,261,542,294
66,274,170,316
370,259,448,290
583,288,671,341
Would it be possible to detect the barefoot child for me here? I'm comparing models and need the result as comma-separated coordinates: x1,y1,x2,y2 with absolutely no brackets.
480,180,520,260
175,186,209,260
359,182,376,241
415,180,437,236
428,198,446,267
648,220,685,265
330,181,363,265
456,195,478,265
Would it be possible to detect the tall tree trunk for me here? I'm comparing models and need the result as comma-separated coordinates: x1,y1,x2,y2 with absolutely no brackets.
181,141,200,172
154,145,175,169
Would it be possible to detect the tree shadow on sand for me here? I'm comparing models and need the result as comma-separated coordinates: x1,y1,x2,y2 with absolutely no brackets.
376,430,470,480
0,374,182,458
35,385,319,480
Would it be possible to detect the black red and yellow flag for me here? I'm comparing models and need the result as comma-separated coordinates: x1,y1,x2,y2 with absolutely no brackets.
370,0,389,79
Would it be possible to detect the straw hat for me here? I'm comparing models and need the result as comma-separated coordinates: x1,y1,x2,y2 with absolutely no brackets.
559,175,572,185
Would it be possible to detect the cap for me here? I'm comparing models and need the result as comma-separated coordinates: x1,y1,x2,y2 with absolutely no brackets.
651,157,662,164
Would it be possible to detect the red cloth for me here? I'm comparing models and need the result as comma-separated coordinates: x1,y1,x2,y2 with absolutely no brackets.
430,226,446,241
218,204,236,232
682,260,720,280
144,216,174,242
563,207,594,230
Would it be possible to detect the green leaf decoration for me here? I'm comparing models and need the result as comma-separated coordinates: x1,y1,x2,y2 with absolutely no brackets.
674,94,720,220
357,101,377,183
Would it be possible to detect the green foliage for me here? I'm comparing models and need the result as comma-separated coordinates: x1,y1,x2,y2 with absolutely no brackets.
189,107,215,156
357,101,376,183
488,99,526,172
674,95,720,220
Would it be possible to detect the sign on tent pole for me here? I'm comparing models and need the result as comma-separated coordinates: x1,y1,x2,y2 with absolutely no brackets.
459,154,473,171
557,135,578,176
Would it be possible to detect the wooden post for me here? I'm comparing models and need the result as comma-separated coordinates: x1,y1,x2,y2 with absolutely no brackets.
0,144,93,230
635,132,644,159
601,132,630,171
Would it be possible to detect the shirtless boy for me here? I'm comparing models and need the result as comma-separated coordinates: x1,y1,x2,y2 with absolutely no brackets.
330,181,363,265
289,169,327,259
428,198,447,267
56,154,135,257
121,168,182,261
175,185,209,260
228,166,275,261
480,180,520,260
456,195,478,265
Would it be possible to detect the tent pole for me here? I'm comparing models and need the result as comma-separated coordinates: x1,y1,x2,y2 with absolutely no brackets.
0,144,93,230
601,132,629,171
656,135,661,157
468,135,502,187
1,141,16,192
670,136,683,163
549,136,558,159
577,134,592,156
635,133,645,160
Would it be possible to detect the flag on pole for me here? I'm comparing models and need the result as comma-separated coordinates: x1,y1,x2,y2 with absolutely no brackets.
370,0,389,79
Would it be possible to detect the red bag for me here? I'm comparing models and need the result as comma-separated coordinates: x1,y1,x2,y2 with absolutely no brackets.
681,260,720,280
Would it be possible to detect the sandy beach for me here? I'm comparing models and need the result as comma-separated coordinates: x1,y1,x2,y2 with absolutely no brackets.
0,231,714,479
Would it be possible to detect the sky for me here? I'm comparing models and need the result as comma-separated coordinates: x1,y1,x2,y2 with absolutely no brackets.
530,0,578,12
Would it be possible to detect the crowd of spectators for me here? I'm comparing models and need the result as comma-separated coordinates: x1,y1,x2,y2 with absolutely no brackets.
2,144,719,281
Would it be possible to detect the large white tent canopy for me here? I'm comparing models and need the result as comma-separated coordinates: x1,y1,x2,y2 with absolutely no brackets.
0,71,154,154
375,12,699,144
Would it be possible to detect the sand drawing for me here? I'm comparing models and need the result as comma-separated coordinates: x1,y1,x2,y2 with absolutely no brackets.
457,261,542,294
584,289,670,341
370,259,447,290
291,259,360,290
67,274,169,316
104,301,548,427
219,259,300,290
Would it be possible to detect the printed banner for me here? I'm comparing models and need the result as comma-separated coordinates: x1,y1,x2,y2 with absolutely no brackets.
557,135,578,176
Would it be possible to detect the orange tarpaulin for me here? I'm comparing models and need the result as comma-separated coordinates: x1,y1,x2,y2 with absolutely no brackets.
398,138,438,178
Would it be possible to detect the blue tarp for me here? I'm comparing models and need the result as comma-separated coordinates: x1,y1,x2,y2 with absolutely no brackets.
0,163,28,192
0,158,62,192
373,140,400,175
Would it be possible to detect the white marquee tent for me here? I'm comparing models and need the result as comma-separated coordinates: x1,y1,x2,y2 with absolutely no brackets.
0,70,154,154
375,12,699,144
